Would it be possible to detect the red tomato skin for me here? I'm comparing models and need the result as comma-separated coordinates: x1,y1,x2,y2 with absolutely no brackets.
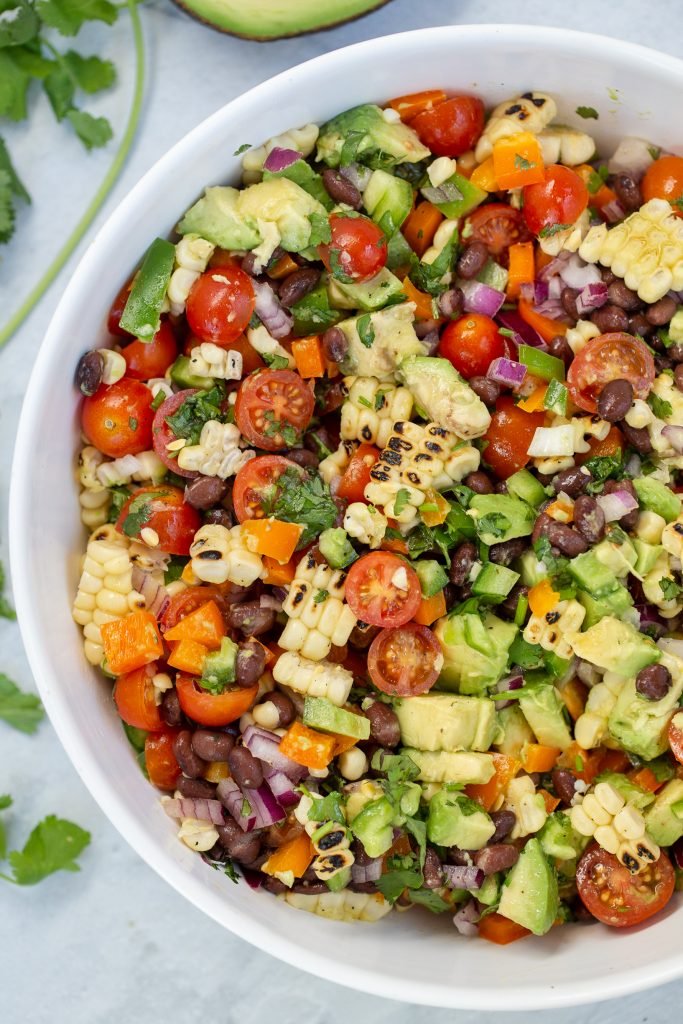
159,585,233,633
82,378,154,458
232,455,300,522
145,730,182,790
176,674,258,727
336,444,380,503
576,844,675,928
116,485,201,556
669,717,683,765
483,397,546,479
234,369,315,451
114,663,164,730
467,203,531,258
152,390,199,478
523,165,589,235
566,333,656,414
318,215,387,284
124,320,178,380
642,155,683,216
438,313,508,379
186,266,255,346
345,551,422,628
368,623,442,696
412,95,485,157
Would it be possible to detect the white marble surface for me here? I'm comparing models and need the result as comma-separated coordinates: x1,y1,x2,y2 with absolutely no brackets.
1,1,682,1020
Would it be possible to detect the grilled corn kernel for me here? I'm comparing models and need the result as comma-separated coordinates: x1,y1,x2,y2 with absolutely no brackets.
319,440,355,485
566,318,601,355
188,343,243,381
283,889,392,922
344,502,387,549
97,348,126,386
96,450,165,487
338,747,369,781
617,835,660,874
340,376,414,449
177,818,219,852
279,551,357,661
178,420,255,479
523,599,586,660
272,651,353,707
312,847,355,881
475,92,557,162
504,776,548,839
190,524,265,587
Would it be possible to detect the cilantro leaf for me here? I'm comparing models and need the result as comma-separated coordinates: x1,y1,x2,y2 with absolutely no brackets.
376,853,422,903
2,815,90,885
63,50,116,92
164,556,187,585
538,222,572,238
44,64,73,119
273,470,339,547
357,312,375,348
233,142,251,155
410,230,458,296
0,794,12,860
659,577,683,602
0,674,44,734
0,49,31,120
476,512,510,539
120,492,154,537
584,452,623,493
0,1,38,48
107,484,131,524
166,385,226,446
36,0,118,36
393,487,410,516
408,888,451,913
263,409,301,448
66,108,112,149
576,105,599,119
262,352,289,370
307,789,345,824
514,153,535,170
0,136,29,203
307,210,331,247
648,392,673,421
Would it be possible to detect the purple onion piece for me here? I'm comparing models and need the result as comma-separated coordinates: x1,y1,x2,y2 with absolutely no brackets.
443,864,485,890
263,765,300,807
601,198,627,224
453,898,480,936
351,857,383,884
496,309,547,349
596,489,640,522
495,672,523,711
487,357,527,389
461,280,505,318
662,425,683,453
242,867,263,889
339,163,372,191
259,593,283,612
251,278,293,339
242,725,308,782
132,565,170,620
244,783,286,829
217,778,257,832
263,147,301,173
558,253,603,290
576,281,609,316
163,797,225,824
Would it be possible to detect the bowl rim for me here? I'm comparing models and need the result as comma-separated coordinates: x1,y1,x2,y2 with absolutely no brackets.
10,23,683,1010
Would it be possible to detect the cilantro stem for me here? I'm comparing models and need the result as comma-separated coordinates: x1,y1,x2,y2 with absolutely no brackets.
0,0,146,349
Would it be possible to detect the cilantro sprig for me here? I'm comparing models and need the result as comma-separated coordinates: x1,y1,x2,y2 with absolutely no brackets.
272,469,339,547
0,798,90,885
0,673,44,734
0,560,16,620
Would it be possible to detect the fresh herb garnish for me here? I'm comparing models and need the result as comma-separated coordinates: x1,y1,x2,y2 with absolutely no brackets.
164,556,187,585
356,395,373,409
376,854,423,903
357,312,375,348
0,560,16,620
150,389,166,412
393,488,411,516
263,410,300,448
647,145,661,161
307,789,346,824
410,231,459,296
476,512,510,539
0,674,44,734
120,487,169,538
659,577,683,602
262,352,290,370
587,165,609,194
538,222,572,238
576,106,599,119
514,153,535,170
407,888,451,914
649,392,673,420
0,804,90,886
273,470,338,546
165,384,226,446
313,589,329,605
233,143,251,155
584,453,624,493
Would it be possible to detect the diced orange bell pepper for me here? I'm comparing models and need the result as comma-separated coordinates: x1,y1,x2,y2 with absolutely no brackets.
560,678,588,721
518,297,567,342
263,555,296,586
167,638,209,676
414,590,446,626
402,277,437,321
518,384,548,413
575,164,618,216
403,201,443,257
333,733,359,756
268,253,300,279
466,754,521,812
478,913,531,945
262,833,315,879
279,721,336,770
539,788,561,814
241,518,303,563
291,335,327,378
101,609,164,676
507,241,536,298
419,488,450,527
545,498,574,524
528,579,560,618
381,535,410,555
522,743,561,774
492,132,545,190
470,156,498,192
577,425,623,464
163,600,225,649
629,766,665,793
387,89,447,122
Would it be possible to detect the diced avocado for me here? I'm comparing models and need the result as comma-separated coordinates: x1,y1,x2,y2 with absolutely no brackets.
633,538,664,578
633,476,682,523
317,104,430,170
414,560,449,598
644,778,683,846
169,355,216,391
569,617,660,676
290,280,344,336
608,652,683,760
263,160,332,210
435,612,517,695
177,186,261,250
394,693,499,752
593,535,638,578
201,636,238,690
477,873,501,906
476,258,509,293
318,527,357,569
328,266,406,312
595,771,655,811
397,355,491,441
326,867,352,892
471,562,520,600
302,697,370,740
498,837,559,936
538,811,588,862
345,779,384,822
578,585,633,628
427,170,487,219
505,468,547,508
350,796,394,858
338,303,426,380
569,549,620,596
518,684,573,750
495,705,535,757
426,790,495,849
170,0,388,41
468,494,535,547
517,550,547,588
669,307,683,343
363,169,413,234
403,749,495,784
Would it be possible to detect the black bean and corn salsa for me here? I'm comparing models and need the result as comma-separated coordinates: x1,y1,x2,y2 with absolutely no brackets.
72,88,683,938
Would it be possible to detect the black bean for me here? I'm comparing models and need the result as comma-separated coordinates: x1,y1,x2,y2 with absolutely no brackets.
561,287,580,321
489,537,526,567
489,810,516,843
573,494,606,544
675,365,683,393
184,475,229,510
606,280,641,311
591,304,629,333
438,287,464,318
191,729,235,761
285,447,319,469
262,875,288,895
553,466,592,497
552,768,578,805
628,312,654,337
349,621,380,649
414,318,441,340
456,240,488,279
602,479,639,530
669,343,683,362
172,730,207,778
645,295,677,327
322,326,348,363
600,268,616,285
241,253,263,277
450,542,476,586
203,508,234,528
545,521,588,557
597,379,634,423
228,746,263,789
498,582,529,621
177,776,217,799
160,688,182,727
235,640,267,688
322,168,362,208
464,471,494,494
612,173,642,212
636,663,672,701
290,880,330,895
468,375,500,406
474,844,519,875
656,356,674,374
76,350,104,396
216,819,262,864
547,335,573,367
278,268,321,308
265,690,295,727
228,601,275,637
619,421,653,455
494,481,508,494
366,701,401,748
532,511,553,544
422,848,444,889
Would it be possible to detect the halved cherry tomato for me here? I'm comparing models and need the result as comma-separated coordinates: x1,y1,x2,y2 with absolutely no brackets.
345,552,422,628
123,320,178,380
186,265,255,346
234,369,315,451
113,663,163,731
467,203,530,257
152,389,200,478
411,95,485,157
642,155,683,217
567,333,656,414
116,485,200,556
438,313,509,379
159,585,232,633
145,730,181,790
82,378,154,458
175,674,258,727
483,397,546,479
232,455,302,522
368,622,442,696
668,714,683,765
336,444,380,503
576,844,675,928
108,278,134,338
522,165,588,236
318,214,387,284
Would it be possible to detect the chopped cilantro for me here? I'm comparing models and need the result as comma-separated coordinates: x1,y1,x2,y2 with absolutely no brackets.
576,106,599,119
659,577,683,602
262,353,290,370
273,470,339,546
357,313,375,348
538,222,573,238
376,857,423,903
357,395,373,410
393,488,411,516
584,453,624,493
120,488,169,538
587,165,609,194
314,589,329,605
0,674,44,734
410,231,459,297
151,389,166,412
407,889,451,914
476,512,510,539
514,153,535,170
233,143,251,155
165,384,226,446
649,392,673,420
647,145,661,161
263,410,300,448
575,755,584,772
307,789,345,824
164,556,187,585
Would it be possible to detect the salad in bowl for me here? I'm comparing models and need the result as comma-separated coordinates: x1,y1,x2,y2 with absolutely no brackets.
71,85,683,943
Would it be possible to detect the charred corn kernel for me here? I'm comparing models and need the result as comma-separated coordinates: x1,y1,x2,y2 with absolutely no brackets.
243,123,319,183
272,651,353,707
539,209,590,256
177,420,255,478
523,599,586,660
96,450,166,487
319,440,355,485
247,324,295,368
537,125,596,166
643,552,682,618
570,781,658,867
283,889,392,922
340,376,414,448
617,835,660,874
344,502,387,549
636,511,667,546
167,235,215,316
177,817,219,852
338,746,368,781
504,776,548,839
188,343,243,381
566,318,600,356
279,551,357,660
312,847,355,881
579,198,683,303
128,541,170,577
662,515,683,559
475,92,557,162
364,421,479,531
190,524,264,587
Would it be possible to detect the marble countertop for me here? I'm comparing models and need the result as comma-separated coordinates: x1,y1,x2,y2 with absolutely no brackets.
1,1,682,1020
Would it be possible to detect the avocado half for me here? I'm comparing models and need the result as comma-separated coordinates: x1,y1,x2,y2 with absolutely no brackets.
171,0,392,40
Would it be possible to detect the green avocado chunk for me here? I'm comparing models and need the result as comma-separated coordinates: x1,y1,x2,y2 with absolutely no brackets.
518,684,573,750
608,653,683,760
644,777,683,846
397,355,491,440
402,749,495,784
317,103,430,170
569,617,661,677
318,528,357,569
633,476,682,523
505,468,547,508
169,355,215,391
350,797,394,858
302,697,370,740
363,169,413,234
425,170,487,219
538,811,589,863
435,612,517,695
328,267,405,312
578,586,634,628
394,693,498,752
498,837,559,936
495,705,535,757
170,0,389,40
427,790,495,849
201,637,238,692
467,494,535,546
337,303,426,380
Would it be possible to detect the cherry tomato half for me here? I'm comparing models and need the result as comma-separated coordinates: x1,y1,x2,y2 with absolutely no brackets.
483,397,546,480
368,623,442,696
108,278,134,338
567,333,656,414
576,844,675,928
113,663,164,731
345,551,422,628
82,378,154,458
233,454,302,522
145,730,181,790
642,155,683,217
439,313,508,379
668,714,683,765
234,369,315,451
523,165,588,236
175,674,258,727
411,95,485,157
159,584,233,633
336,444,380,503
123,319,178,380
466,203,530,258
116,485,200,556
186,265,255,347
152,389,200,478
318,214,387,284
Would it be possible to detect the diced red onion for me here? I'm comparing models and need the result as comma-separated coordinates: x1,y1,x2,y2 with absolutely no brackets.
496,309,546,349
419,330,440,355
461,280,505,318
340,163,372,191
636,605,667,638
538,251,572,281
495,673,523,711
132,565,170,620
596,489,640,522
657,637,683,660
547,276,563,300
607,137,656,178
437,289,462,318
164,797,225,825
453,898,480,936
217,778,257,832
575,281,608,316
487,357,527,389
533,297,566,320
558,253,602,290
263,766,300,807
242,867,263,889
443,864,485,890
662,425,683,453
351,857,383,884
625,453,642,477
259,593,283,612
263,147,301,173
252,279,293,339
242,725,308,782
421,180,464,205
601,198,626,224
244,783,286,828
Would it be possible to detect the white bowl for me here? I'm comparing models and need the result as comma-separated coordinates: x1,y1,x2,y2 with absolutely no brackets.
11,24,683,1010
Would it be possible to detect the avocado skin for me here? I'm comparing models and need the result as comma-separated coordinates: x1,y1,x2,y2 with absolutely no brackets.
171,0,391,40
